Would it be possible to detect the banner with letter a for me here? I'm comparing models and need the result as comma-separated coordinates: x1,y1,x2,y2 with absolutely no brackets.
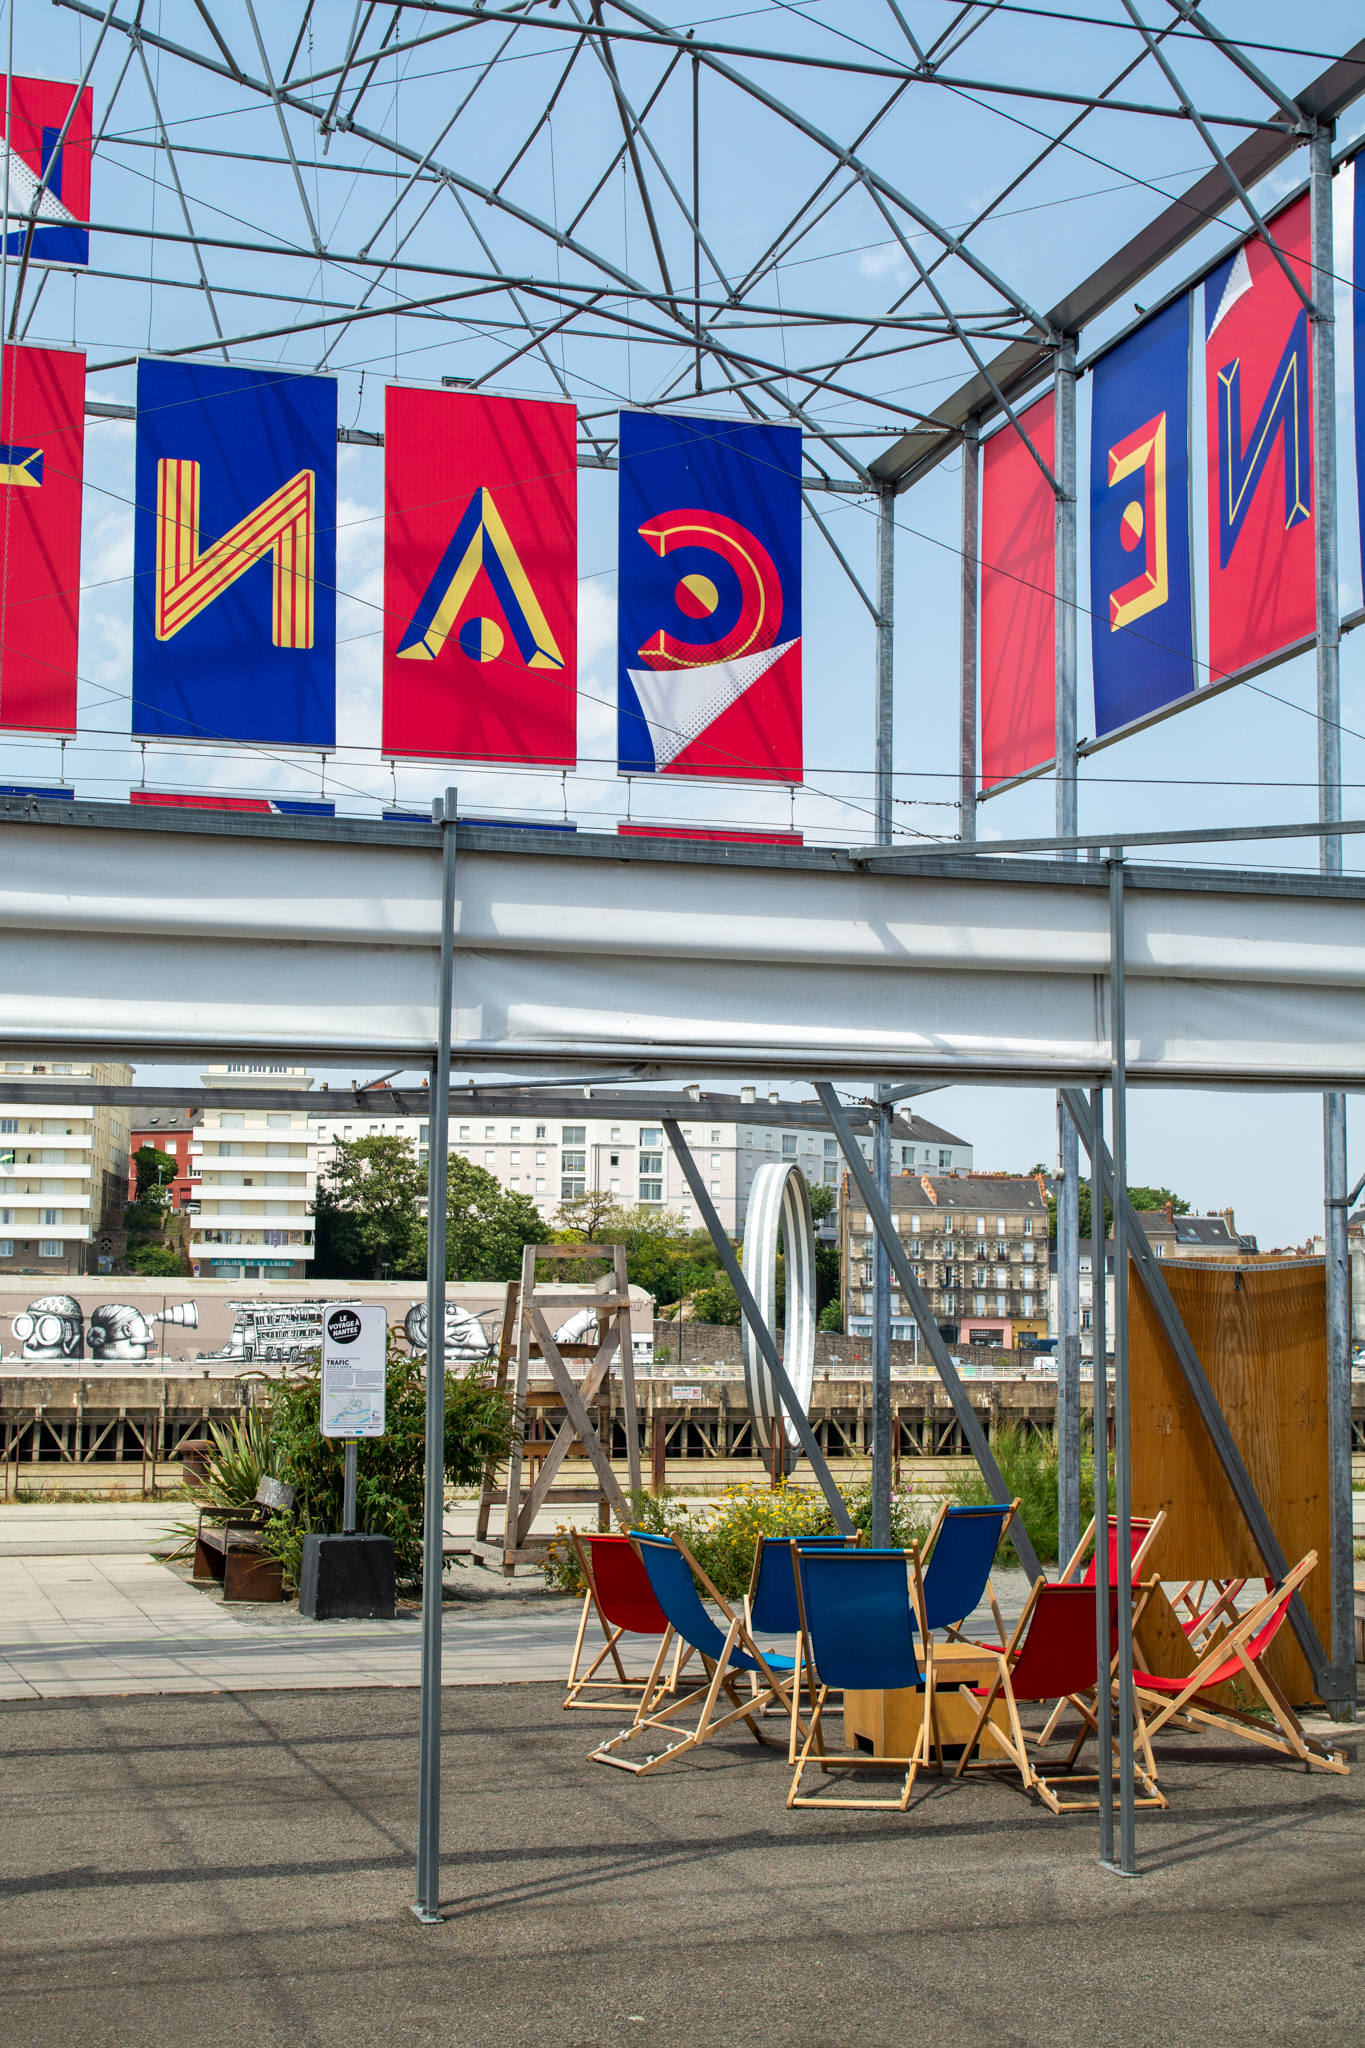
617,411,801,781
133,359,336,747
0,344,83,733
0,74,92,267
1090,295,1195,737
1204,193,1314,681
979,392,1054,789
382,387,576,765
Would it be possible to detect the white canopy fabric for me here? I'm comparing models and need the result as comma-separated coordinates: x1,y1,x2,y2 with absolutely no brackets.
2,808,1363,1085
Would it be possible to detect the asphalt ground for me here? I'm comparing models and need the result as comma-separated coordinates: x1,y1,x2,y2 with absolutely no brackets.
2,1683,1362,2048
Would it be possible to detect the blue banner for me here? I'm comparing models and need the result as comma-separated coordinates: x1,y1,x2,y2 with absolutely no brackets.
133,360,336,747
1089,294,1195,736
617,412,802,781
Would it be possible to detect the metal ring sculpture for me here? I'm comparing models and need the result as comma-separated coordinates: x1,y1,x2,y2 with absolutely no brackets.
741,1160,817,1452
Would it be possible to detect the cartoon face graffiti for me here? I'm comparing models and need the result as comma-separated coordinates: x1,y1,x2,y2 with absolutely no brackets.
403,1302,492,1363
12,1294,84,1362
87,1303,157,1362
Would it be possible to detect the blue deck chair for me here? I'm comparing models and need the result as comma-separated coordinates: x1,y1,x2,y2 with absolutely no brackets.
788,1547,936,1811
590,1532,802,1776
745,1534,856,1757
915,1500,1020,1649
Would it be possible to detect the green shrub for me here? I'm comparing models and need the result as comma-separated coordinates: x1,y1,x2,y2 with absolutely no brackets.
944,1423,1115,1567
125,1241,183,1276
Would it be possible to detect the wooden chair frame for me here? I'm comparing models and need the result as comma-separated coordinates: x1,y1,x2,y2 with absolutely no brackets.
915,1496,1021,1650
1135,1553,1350,1776
787,1545,937,1812
562,1530,693,1712
955,1579,1167,1815
1037,1507,1168,1746
590,1535,804,1777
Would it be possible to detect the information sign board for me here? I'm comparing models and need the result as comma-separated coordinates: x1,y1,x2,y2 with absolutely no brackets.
320,1302,387,1438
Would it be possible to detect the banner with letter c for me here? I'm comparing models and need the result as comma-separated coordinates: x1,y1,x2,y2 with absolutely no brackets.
1090,293,1195,737
1203,192,1314,681
617,411,802,782
133,359,336,747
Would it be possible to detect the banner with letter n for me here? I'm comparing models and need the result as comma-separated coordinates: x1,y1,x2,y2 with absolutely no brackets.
1090,295,1196,738
0,74,92,268
132,359,336,748
1204,192,1314,683
617,410,802,782
382,386,576,766
979,392,1054,789
0,344,83,733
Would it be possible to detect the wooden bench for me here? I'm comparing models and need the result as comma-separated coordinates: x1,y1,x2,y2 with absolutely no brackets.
193,1476,294,1603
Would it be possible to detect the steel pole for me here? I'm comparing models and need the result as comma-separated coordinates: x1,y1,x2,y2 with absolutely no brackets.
414,786,457,1925
875,484,894,846
1108,855,1136,1876
343,1439,357,1534
959,417,979,844
1054,335,1082,1576
1089,1086,1112,1865
871,1093,893,1546
1311,124,1356,1721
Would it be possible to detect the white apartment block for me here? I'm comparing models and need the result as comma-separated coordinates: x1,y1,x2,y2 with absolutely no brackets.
0,1057,132,1274
310,1085,973,1239
189,1064,318,1281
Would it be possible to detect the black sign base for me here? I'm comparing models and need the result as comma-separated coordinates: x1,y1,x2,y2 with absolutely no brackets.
298,1532,397,1620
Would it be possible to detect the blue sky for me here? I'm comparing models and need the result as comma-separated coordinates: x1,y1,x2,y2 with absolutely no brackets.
9,2,1365,1246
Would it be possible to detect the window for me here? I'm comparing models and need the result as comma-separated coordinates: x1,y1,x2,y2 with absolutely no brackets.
220,1113,244,1129
639,1127,661,1147
459,1125,470,1140
1082,1308,1092,1330
484,1150,495,1165
266,1113,290,1129
510,1150,521,1164
561,1174,585,1200
709,1180,720,1195
1154,1243,1165,1258
995,1265,1007,1287
0,1240,11,1256
900,1145,912,1166
823,1162,837,1185
510,1126,521,1139
535,1178,546,1194
944,1215,953,1235
974,1293,986,1315
639,1149,662,1174
484,1125,495,1139
535,1152,546,1166
996,1217,1007,1235
975,1265,986,1286
562,1149,586,1173
996,1294,1007,1316
535,1125,546,1139
562,1125,586,1145
781,1134,796,1158
419,1124,429,1145
40,1240,62,1257
610,1126,622,1141
0,1209,9,1224
0,1119,14,1134
711,1130,722,1144
976,1215,986,1233
1023,1217,1033,1236
939,1149,951,1167
1022,1242,1034,1263
639,1179,663,1203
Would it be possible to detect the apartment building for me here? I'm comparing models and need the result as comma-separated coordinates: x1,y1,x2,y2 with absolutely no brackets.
129,1107,202,1213
840,1172,1049,1346
0,1057,133,1274
310,1084,973,1238
188,1064,317,1280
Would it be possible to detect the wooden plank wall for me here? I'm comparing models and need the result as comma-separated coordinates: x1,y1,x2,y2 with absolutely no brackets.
1129,1257,1330,1704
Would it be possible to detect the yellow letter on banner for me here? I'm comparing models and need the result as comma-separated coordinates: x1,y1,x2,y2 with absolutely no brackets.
155,458,316,646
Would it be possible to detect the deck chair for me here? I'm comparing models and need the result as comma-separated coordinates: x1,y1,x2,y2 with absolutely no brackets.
1134,1552,1350,1775
1169,1575,1271,1652
563,1532,693,1713
589,1531,801,1776
745,1534,856,1744
955,1582,1166,1814
915,1500,1020,1649
788,1547,935,1811
1038,1509,1168,1745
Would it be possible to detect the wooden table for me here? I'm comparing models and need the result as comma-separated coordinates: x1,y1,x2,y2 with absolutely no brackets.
845,1640,1011,1758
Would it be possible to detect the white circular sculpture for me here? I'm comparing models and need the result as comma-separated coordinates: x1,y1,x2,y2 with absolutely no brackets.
741,1160,817,1451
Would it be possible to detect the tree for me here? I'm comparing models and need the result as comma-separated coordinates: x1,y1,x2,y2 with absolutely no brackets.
1046,1179,1190,1238
554,1187,621,1241
399,1154,545,1283
818,1296,843,1334
126,1241,182,1276
691,1268,742,1325
807,1181,836,1223
132,1143,176,1208
316,1134,426,1279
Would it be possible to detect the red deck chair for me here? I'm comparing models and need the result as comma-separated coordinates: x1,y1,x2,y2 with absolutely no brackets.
1038,1510,1167,1746
1134,1552,1349,1775
955,1582,1166,1815
563,1531,691,1712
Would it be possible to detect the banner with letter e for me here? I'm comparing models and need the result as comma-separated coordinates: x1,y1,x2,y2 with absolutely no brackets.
382,386,576,766
132,359,336,747
1090,295,1195,737
0,344,83,733
617,411,801,781
1204,193,1314,682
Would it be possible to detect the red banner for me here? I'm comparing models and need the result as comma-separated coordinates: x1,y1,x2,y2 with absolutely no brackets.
1204,193,1314,680
381,387,576,765
0,345,83,733
617,823,802,845
979,393,1055,790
